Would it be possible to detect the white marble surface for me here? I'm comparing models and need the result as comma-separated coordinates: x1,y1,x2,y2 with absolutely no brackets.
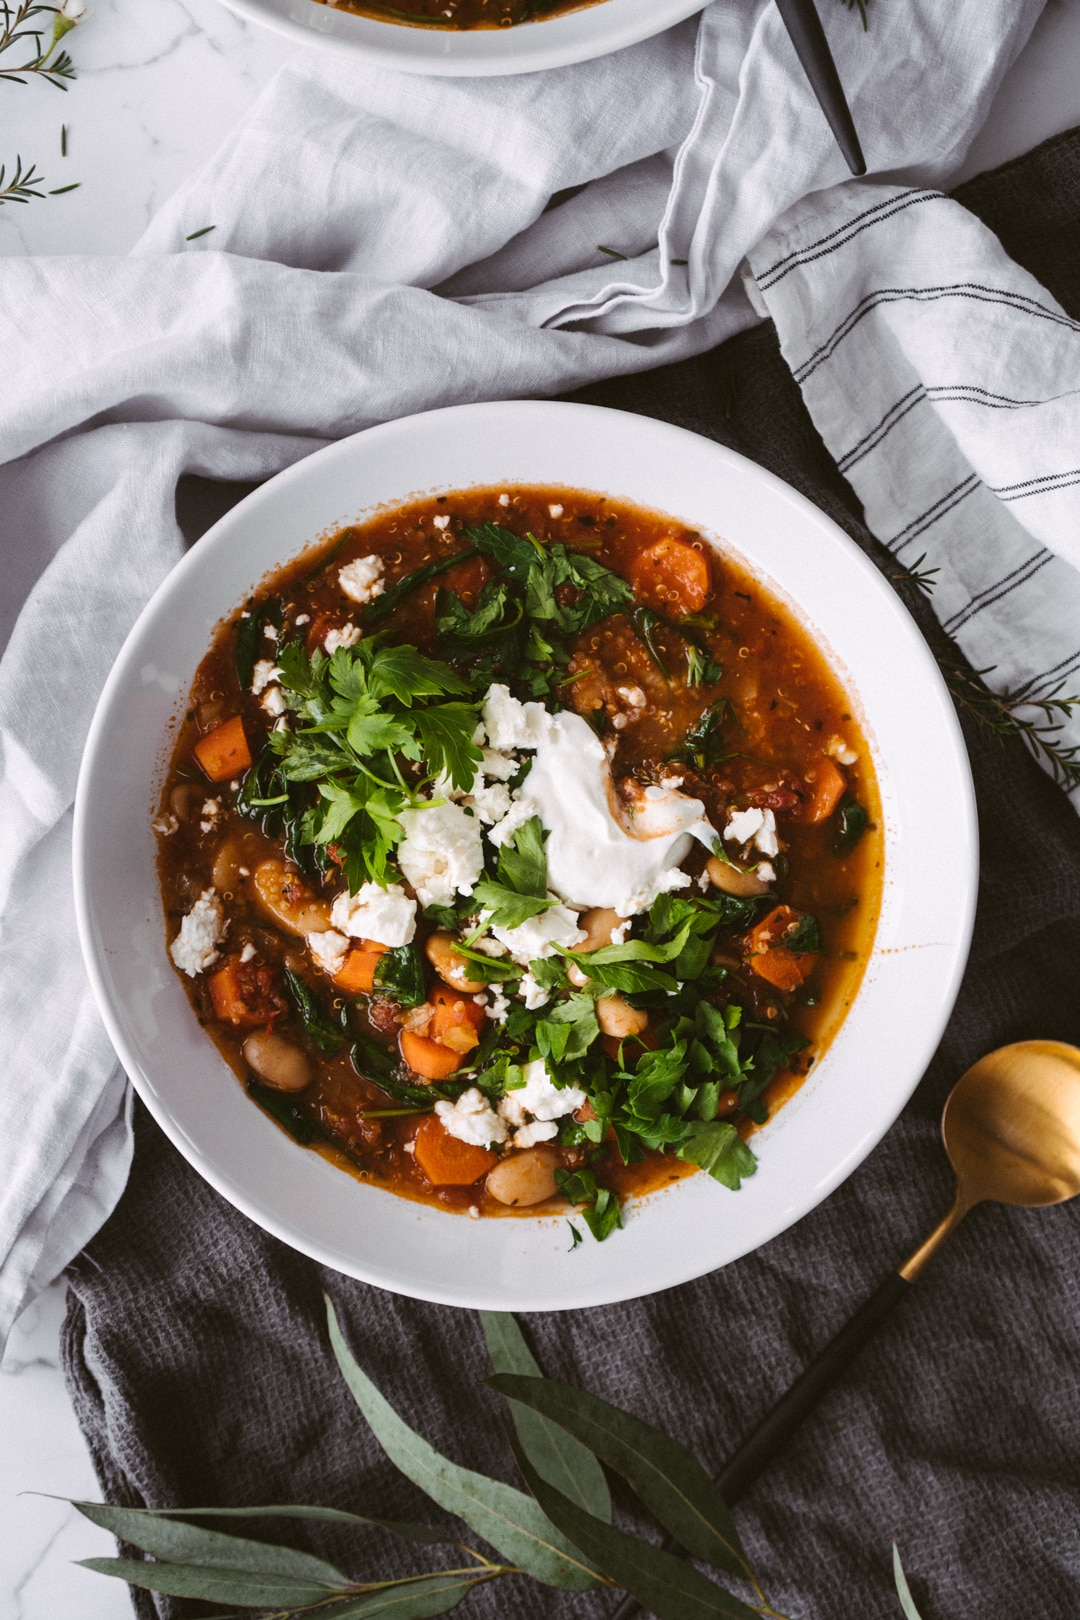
1,1,1079,1616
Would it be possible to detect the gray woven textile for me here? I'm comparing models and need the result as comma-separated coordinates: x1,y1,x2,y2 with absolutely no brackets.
62,129,1080,1620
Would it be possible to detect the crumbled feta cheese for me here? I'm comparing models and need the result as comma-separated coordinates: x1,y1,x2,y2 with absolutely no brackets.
199,798,220,835
239,942,257,963
324,623,362,655
469,780,513,826
467,1204,479,1219
432,513,450,529
485,797,536,851
490,904,585,967
517,969,550,1010
396,800,484,908
307,929,350,976
331,882,416,947
548,503,564,518
434,1087,508,1148
611,713,627,730
473,936,509,957
826,736,859,766
263,624,279,641
756,862,776,884
514,1120,560,1148
169,889,225,977
617,685,647,709
338,555,385,605
498,493,510,507
500,1090,527,1127
724,806,779,858
251,659,281,696
152,813,178,837
294,613,310,626
610,918,631,946
481,684,550,751
261,686,287,718
484,987,510,1023
238,866,250,877
480,749,518,781
512,1057,586,1120
615,865,692,919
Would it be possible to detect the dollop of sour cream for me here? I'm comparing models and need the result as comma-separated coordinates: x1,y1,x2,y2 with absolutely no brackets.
482,690,716,916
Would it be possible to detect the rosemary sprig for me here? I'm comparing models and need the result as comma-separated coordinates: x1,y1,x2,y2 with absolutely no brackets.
940,657,1080,791
0,153,45,202
839,0,870,26
0,0,81,89
891,550,939,599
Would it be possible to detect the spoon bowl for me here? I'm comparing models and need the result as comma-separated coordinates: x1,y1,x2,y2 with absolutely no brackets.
943,1039,1080,1210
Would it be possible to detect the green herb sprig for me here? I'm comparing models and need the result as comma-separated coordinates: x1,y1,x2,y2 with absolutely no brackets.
265,638,483,892
0,0,79,88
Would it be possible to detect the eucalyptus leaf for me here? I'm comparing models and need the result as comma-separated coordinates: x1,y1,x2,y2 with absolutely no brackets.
76,1557,338,1607
486,1376,747,1577
114,1501,460,1547
305,1572,487,1618
72,1500,347,1584
892,1545,926,1620
326,1300,599,1591
479,1315,611,1524
506,1440,759,1620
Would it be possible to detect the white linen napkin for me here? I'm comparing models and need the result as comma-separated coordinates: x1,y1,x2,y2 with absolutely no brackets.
747,184,1080,813
0,0,1046,1342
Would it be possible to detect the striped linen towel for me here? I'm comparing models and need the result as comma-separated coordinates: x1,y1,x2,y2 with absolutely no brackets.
748,183,1080,810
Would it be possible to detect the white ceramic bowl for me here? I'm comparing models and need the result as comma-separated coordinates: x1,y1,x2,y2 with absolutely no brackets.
217,0,704,76
74,400,977,1311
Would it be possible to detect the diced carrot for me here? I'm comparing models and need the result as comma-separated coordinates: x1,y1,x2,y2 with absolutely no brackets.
194,715,251,783
400,1030,462,1081
802,757,847,825
629,537,711,615
430,983,487,1040
750,946,814,994
747,904,818,992
207,956,279,1027
334,941,389,995
412,1114,497,1187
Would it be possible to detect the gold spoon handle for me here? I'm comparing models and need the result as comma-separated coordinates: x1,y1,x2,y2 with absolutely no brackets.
898,1189,974,1282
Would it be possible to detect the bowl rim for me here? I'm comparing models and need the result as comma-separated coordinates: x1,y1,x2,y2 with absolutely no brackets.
73,399,979,1310
215,0,707,78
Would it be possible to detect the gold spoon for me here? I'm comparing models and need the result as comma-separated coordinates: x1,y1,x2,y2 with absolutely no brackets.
715,1039,1080,1505
609,1042,1080,1619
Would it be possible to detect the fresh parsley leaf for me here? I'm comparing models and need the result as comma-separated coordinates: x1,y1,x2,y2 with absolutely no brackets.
497,815,548,900
677,1120,757,1189
685,645,723,686
411,703,483,791
473,878,554,930
364,644,470,706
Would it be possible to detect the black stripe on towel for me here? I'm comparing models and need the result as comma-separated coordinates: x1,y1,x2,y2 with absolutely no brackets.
755,191,942,290
989,467,1080,500
886,475,980,554
836,386,925,473
943,550,1055,634
794,285,1080,385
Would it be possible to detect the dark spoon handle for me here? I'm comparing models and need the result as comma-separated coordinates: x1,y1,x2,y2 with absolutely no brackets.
608,1270,911,1620
773,0,867,176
